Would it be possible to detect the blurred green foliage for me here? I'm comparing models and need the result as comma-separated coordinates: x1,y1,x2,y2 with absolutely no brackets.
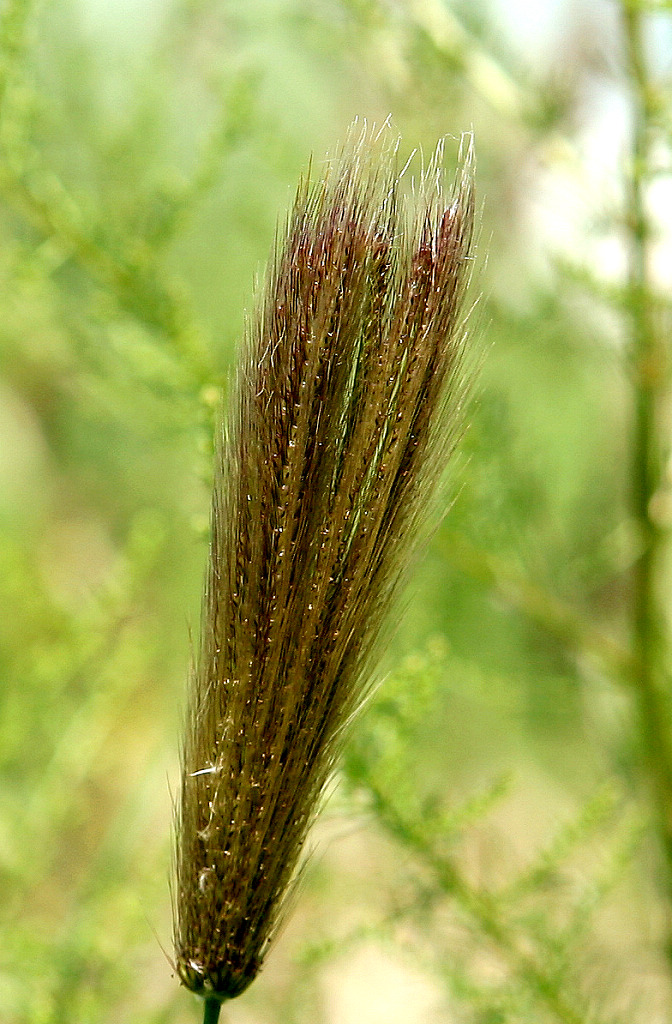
1,0,672,1022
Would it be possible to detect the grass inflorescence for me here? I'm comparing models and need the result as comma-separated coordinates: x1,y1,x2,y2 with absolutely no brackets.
173,123,475,1011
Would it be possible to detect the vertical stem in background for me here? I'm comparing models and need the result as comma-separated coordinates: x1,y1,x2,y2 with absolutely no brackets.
622,2,672,957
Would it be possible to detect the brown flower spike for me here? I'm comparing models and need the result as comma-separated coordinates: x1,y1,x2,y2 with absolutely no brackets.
174,125,475,1018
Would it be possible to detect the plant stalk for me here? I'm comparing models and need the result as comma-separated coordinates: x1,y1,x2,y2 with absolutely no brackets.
622,0,672,955
202,998,221,1024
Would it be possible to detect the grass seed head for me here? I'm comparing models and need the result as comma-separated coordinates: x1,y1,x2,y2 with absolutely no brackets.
174,122,475,1003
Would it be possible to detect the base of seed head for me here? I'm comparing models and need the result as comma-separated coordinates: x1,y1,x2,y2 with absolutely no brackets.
177,955,258,1001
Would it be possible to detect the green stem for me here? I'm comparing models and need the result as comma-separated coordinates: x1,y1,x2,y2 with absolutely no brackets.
622,1,672,954
202,998,221,1024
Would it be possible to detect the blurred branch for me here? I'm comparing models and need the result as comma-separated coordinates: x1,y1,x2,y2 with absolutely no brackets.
502,785,622,901
338,0,535,121
622,0,672,11
621,0,672,955
406,0,527,119
0,5,216,385
9,514,166,889
558,255,672,316
441,530,637,684
0,154,210,372
367,780,590,1024
143,71,259,250
0,0,33,120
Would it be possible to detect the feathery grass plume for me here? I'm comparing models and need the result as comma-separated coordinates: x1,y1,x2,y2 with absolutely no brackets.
174,123,475,1018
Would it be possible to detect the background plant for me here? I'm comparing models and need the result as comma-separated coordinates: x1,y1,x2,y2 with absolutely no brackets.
1,1,671,1022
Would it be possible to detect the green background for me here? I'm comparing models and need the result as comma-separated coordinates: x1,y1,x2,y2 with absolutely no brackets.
1,1,669,1022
